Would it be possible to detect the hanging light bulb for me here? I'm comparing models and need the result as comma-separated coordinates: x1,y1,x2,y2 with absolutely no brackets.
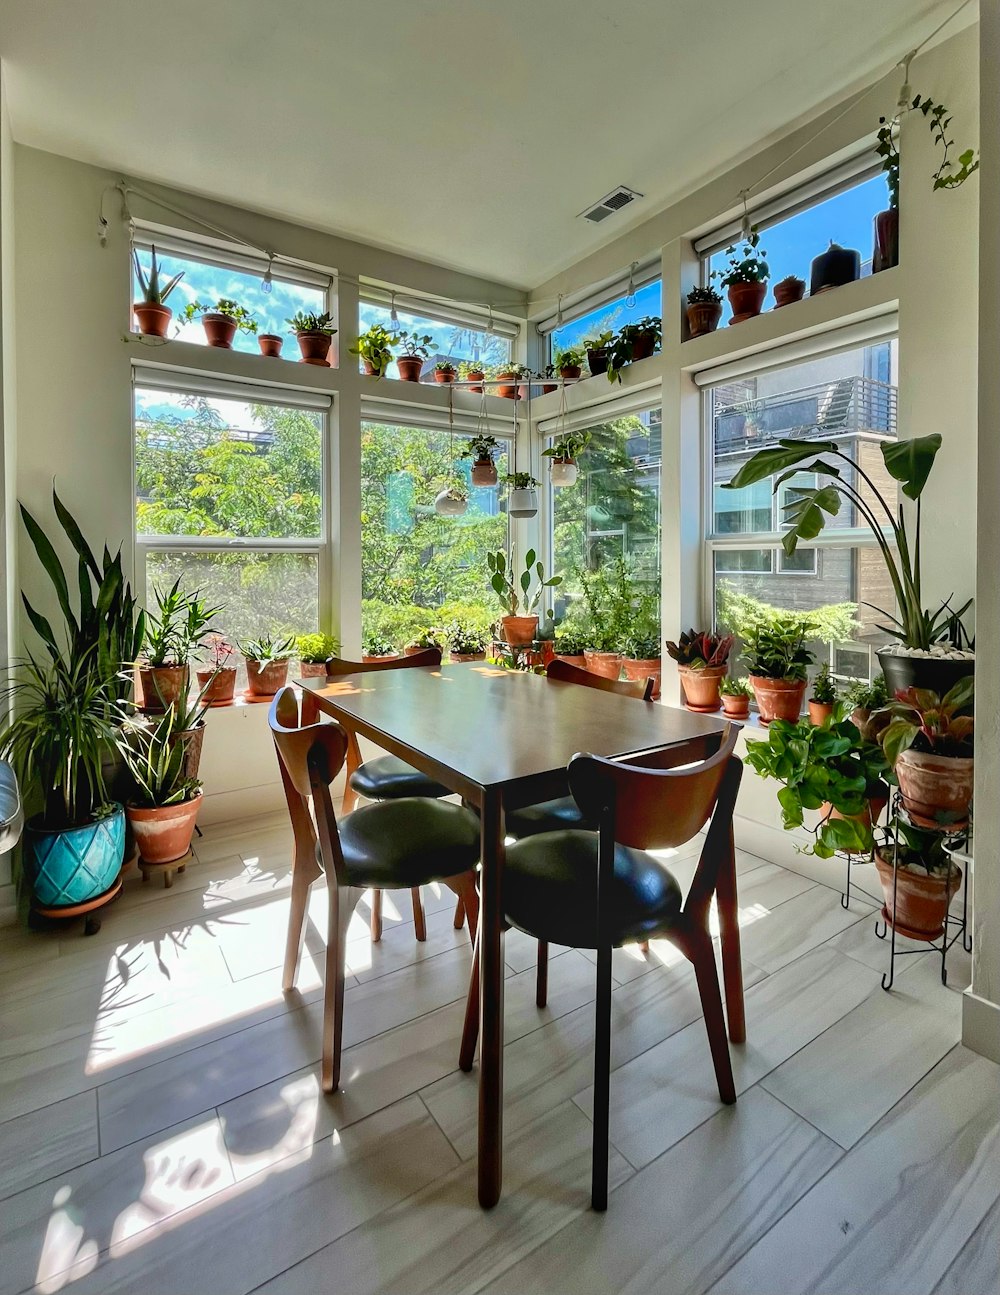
897,51,915,113
738,190,753,242
389,291,398,324
261,253,274,294
487,305,495,334
625,262,637,308
556,294,564,328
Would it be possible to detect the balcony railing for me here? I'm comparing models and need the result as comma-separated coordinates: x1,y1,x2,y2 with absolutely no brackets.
714,377,897,452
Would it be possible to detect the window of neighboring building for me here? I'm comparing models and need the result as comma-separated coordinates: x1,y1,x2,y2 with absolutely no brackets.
358,300,512,379
549,279,662,357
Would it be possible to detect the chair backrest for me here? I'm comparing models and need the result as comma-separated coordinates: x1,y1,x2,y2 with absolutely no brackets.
325,647,441,677
545,657,654,701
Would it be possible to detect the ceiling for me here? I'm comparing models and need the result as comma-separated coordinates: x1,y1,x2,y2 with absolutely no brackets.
0,0,964,290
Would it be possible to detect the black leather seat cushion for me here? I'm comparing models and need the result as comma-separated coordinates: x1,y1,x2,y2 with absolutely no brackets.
505,795,596,839
331,797,480,889
349,754,450,801
503,830,683,949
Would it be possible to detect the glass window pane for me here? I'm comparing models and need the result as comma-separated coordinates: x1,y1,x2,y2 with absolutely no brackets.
550,279,662,355
358,301,511,379
132,246,328,354
135,387,322,540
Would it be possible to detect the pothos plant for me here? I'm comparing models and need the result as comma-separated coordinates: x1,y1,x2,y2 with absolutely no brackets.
542,430,590,463
504,471,539,490
350,323,397,376
181,298,258,333
461,433,501,462
486,548,562,617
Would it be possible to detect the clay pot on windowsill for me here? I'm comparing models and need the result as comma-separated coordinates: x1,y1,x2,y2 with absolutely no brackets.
584,650,623,681
396,355,424,382
554,653,587,670
495,372,519,399
296,331,333,364
466,370,485,392
721,693,751,720
873,208,899,273
773,276,806,308
450,651,486,663
258,334,283,357
470,457,498,487
808,700,835,726
631,333,657,360
139,664,189,713
127,792,202,866
874,851,962,941
244,657,290,697
501,614,538,648
727,282,767,324
586,347,609,375
434,368,457,384
622,657,662,699
895,748,974,831
686,301,722,338
297,660,329,678
678,664,727,712
195,666,237,706
749,675,807,724
558,365,582,381
201,313,238,348
133,302,172,337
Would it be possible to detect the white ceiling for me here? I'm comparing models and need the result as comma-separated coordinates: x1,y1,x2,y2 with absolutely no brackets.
0,0,963,289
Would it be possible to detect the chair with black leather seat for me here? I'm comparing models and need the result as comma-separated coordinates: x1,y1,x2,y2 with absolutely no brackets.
460,723,743,1210
269,687,480,1092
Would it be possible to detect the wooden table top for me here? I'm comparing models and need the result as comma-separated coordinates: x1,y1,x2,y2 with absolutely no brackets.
300,662,727,801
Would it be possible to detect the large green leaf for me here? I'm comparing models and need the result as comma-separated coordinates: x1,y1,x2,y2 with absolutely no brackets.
723,439,838,489
881,434,942,500
53,488,100,579
780,485,842,553
19,502,77,638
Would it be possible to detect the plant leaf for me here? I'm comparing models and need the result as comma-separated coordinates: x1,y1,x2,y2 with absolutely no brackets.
881,434,942,500
780,485,841,552
723,439,838,489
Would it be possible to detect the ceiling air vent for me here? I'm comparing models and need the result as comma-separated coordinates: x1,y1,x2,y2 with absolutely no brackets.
579,185,644,223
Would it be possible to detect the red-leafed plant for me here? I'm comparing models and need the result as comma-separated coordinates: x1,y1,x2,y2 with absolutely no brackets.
879,677,974,767
665,629,734,670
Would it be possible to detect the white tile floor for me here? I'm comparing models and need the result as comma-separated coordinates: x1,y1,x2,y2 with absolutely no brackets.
0,811,994,1295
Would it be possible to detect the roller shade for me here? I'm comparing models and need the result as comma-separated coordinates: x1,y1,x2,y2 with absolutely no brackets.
536,386,660,437
132,226,333,291
535,259,661,335
131,364,334,411
360,395,516,437
360,288,520,339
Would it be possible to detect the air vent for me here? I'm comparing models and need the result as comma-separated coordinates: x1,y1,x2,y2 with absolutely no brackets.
579,185,643,224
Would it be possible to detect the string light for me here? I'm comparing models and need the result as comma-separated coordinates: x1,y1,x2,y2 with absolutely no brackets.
624,262,637,308
896,51,915,113
261,253,274,294
389,291,398,324
556,293,564,327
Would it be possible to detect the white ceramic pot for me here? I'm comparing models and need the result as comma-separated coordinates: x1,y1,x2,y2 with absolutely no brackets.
434,488,468,516
508,487,538,518
549,459,578,487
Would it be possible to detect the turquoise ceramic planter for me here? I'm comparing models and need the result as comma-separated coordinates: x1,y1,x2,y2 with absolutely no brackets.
23,805,125,908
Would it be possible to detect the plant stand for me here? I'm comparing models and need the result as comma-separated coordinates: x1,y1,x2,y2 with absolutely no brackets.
139,847,193,889
29,872,123,936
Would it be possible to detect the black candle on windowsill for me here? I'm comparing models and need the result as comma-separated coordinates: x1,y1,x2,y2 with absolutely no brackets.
810,241,861,295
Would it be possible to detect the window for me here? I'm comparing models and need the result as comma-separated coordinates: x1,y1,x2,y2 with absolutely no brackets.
549,278,662,356
358,299,511,379
706,341,898,661
360,420,510,645
133,376,329,645
705,172,890,323
132,234,331,357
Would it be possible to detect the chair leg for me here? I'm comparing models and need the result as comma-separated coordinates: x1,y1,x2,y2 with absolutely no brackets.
453,893,466,929
282,852,314,993
536,940,549,1008
690,930,736,1105
370,888,383,942
460,927,481,1072
411,887,427,942
591,939,613,1211
715,842,745,1044
639,939,650,954
322,885,360,1093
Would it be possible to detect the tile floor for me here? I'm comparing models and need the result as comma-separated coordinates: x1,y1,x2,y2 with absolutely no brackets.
0,811,994,1295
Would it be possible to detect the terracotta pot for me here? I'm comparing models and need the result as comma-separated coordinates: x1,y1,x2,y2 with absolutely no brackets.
727,281,767,323
175,720,205,782
773,278,806,307
501,614,538,647
297,660,329,678
434,369,456,383
622,657,662,699
873,208,899,273
554,653,587,670
450,651,486,663
895,749,975,831
559,365,582,381
586,348,608,375
584,650,623,680
258,334,283,357
875,851,962,941
133,302,172,337
541,381,557,394
631,333,657,360
466,371,485,392
721,694,751,720
808,700,835,726
749,675,807,724
495,373,519,399
244,657,289,697
686,301,722,338
128,792,202,866
819,786,889,852
362,359,379,376
296,331,332,364
202,313,238,348
362,653,398,663
196,666,236,705
470,457,498,487
139,664,189,713
396,355,424,382
404,644,434,656
549,458,578,487
677,664,726,712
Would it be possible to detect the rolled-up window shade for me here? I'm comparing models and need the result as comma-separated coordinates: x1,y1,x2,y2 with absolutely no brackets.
131,364,334,411
360,396,515,437
359,289,520,339
132,226,333,291
535,261,661,335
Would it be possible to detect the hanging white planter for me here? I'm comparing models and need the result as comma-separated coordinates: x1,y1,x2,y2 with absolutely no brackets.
508,487,539,518
549,458,578,487
434,487,468,517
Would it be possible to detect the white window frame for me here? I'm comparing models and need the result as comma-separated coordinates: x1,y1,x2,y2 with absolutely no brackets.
536,262,662,341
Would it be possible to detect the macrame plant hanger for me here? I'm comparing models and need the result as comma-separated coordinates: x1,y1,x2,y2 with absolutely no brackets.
434,383,468,516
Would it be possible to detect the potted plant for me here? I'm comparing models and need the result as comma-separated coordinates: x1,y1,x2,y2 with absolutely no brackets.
744,708,889,857
504,471,540,518
132,245,185,338
462,433,501,486
873,117,900,273
295,632,340,678
351,323,397,377
878,678,974,830
434,360,457,384
446,623,488,662
287,310,337,364
720,676,753,719
239,634,295,697
606,317,662,384
712,228,770,323
494,362,531,399
685,286,723,338
874,819,963,940
180,298,257,348
578,558,637,679
741,614,813,723
140,582,221,714
622,634,662,699
395,330,434,382
808,663,838,725
434,482,469,516
542,430,590,487
258,332,283,357
552,629,588,669
552,346,586,381
404,628,441,657
196,634,238,704
584,331,614,376
845,674,890,739
362,633,398,663
487,548,562,647
724,432,974,694
665,629,734,712
773,275,806,307
119,705,202,866
458,359,486,392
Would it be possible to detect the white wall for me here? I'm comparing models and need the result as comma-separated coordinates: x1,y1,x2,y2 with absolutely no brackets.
0,67,16,906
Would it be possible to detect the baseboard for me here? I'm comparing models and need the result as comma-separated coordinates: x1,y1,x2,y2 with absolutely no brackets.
962,989,1000,1064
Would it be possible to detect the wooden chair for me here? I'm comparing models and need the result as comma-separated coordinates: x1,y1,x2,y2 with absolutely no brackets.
323,648,455,942
270,686,480,1091
460,724,743,1209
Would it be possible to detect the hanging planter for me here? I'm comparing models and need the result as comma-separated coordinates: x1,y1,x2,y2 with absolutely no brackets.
462,431,501,486
549,459,578,487
505,473,539,518
435,486,468,516
543,429,590,488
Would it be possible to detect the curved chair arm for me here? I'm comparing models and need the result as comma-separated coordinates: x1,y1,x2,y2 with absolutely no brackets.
0,760,24,855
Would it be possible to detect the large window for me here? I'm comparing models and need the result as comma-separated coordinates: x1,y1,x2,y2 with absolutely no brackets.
358,299,511,379
706,341,898,674
134,377,328,644
550,279,662,356
360,420,510,645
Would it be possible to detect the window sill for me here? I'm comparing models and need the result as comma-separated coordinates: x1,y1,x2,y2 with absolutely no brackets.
125,334,343,395
527,352,663,421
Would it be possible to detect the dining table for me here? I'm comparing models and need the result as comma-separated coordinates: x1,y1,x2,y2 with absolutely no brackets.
299,660,737,1207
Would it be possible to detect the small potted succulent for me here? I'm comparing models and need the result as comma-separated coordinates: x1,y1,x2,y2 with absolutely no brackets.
287,310,337,364
741,614,813,723
404,628,441,657
119,705,202,867
584,331,614,376
875,819,963,940
878,678,974,830
494,362,531,400
395,330,434,382
808,662,838,725
362,632,398,663
196,634,238,705
773,275,806,308
606,317,662,383
711,228,770,323
462,433,501,486
446,623,488,662
553,630,588,669
458,359,486,392
295,632,340,678
504,471,540,518
487,548,562,647
181,298,258,348
685,285,722,338
552,346,586,380
665,629,734,712
542,430,590,487
239,634,295,697
434,360,457,384
720,676,753,719
622,634,662,699
351,323,397,377
132,245,185,338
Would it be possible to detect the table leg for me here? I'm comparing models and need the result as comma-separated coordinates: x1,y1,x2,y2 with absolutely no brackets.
478,787,505,1208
